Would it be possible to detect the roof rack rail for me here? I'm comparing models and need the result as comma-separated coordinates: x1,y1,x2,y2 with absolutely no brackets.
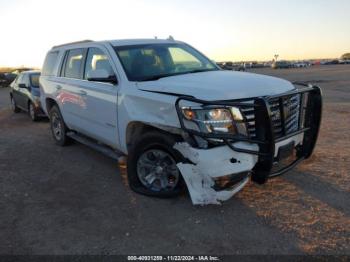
52,40,93,49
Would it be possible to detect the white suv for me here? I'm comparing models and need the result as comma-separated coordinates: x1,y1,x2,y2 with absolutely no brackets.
39,39,322,205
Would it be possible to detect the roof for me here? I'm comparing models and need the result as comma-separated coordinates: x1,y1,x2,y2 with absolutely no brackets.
19,70,41,75
109,38,181,46
51,38,181,50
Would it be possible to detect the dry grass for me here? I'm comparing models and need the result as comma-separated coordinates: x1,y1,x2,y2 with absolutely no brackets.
298,103,350,192
238,101,350,254
239,179,350,253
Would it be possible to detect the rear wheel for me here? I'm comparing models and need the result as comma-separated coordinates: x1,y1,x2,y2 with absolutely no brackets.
127,131,185,198
29,102,38,122
10,96,20,113
49,105,71,146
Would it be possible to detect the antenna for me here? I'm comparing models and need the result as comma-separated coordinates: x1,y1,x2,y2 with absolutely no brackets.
167,35,175,41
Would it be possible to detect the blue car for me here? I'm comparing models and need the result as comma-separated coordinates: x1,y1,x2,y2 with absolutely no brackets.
9,71,46,121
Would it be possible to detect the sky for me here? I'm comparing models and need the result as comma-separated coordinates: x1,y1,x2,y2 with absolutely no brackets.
0,0,349,67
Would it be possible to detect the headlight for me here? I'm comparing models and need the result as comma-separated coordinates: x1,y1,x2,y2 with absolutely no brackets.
181,106,247,135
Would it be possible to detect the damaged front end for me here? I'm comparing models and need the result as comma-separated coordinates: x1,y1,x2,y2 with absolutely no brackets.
174,83,322,205
174,142,258,205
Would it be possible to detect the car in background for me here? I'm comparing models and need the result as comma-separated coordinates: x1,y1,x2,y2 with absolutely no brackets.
0,72,17,87
9,71,45,121
272,60,292,69
324,60,339,65
249,62,265,69
293,62,310,68
0,73,7,87
11,68,34,75
219,62,245,71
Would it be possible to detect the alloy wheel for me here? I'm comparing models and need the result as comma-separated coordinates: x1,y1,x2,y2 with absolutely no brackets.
29,103,35,120
11,97,16,111
51,112,63,141
136,149,180,191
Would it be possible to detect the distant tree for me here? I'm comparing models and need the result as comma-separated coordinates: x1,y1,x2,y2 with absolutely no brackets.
341,53,350,60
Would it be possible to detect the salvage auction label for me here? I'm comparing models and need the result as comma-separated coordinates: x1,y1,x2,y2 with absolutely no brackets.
127,256,220,261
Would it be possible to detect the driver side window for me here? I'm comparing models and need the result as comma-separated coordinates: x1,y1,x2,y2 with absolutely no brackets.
169,47,203,70
84,47,114,80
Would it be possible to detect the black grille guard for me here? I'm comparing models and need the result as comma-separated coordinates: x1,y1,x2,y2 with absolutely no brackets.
175,83,322,182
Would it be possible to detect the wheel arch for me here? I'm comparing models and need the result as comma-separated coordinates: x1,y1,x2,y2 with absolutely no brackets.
125,121,183,154
45,97,58,115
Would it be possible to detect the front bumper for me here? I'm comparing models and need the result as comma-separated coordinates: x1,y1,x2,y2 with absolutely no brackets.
174,142,258,205
175,83,322,184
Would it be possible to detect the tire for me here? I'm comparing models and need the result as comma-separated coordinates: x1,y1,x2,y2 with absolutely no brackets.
49,105,71,146
10,96,20,113
127,131,185,198
28,102,39,122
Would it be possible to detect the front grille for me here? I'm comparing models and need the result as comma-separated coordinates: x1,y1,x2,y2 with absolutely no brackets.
240,93,306,140
240,104,256,139
269,94,301,138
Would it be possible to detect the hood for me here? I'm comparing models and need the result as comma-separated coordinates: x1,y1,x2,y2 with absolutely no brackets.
137,70,295,100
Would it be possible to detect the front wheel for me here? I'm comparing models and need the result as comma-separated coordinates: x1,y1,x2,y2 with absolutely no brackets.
127,131,185,198
49,105,71,146
10,96,20,113
29,102,38,122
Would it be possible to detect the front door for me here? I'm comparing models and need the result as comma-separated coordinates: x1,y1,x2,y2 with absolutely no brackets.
13,74,29,109
77,47,118,148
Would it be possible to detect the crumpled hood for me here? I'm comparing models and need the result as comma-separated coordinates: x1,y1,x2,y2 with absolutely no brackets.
137,70,295,100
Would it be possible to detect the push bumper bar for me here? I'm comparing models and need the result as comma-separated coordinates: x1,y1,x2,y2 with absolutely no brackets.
175,83,322,183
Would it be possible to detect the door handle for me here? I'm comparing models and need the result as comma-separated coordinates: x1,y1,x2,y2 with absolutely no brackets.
56,85,62,90
79,90,87,95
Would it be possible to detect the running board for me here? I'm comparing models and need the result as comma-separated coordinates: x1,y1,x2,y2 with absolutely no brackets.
67,132,124,161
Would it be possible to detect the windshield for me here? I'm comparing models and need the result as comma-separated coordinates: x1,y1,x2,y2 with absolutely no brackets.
114,43,219,81
30,74,40,87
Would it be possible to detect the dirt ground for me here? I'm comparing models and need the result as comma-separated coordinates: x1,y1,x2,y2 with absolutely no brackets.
0,65,349,255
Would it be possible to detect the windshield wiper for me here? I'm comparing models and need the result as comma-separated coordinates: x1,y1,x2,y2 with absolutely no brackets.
137,73,177,82
182,68,219,75
137,69,219,82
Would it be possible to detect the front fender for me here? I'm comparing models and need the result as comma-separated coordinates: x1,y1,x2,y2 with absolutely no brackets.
118,88,181,154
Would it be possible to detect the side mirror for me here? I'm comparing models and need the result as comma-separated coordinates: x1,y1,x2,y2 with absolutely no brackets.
18,83,30,90
87,69,118,84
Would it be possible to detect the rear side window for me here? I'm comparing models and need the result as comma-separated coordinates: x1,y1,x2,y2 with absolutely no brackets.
63,49,85,79
42,51,59,76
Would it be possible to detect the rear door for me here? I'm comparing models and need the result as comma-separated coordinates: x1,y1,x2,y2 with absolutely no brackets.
77,46,119,147
57,48,88,131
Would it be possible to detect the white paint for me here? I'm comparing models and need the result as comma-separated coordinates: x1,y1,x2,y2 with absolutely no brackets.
174,142,258,205
41,39,296,155
137,70,295,101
